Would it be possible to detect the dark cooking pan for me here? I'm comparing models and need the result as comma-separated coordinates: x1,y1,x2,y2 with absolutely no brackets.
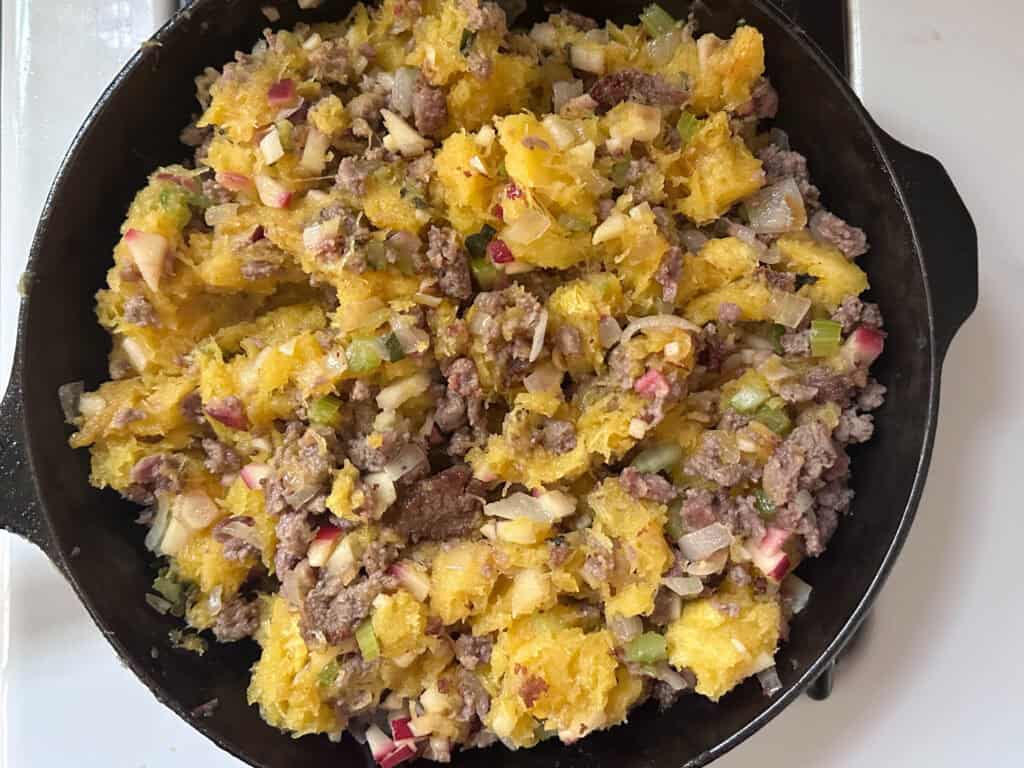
0,0,977,765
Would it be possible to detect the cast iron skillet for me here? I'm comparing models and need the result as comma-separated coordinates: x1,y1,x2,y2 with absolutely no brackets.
0,0,977,765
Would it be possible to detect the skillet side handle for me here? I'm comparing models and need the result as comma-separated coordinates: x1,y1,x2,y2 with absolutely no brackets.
0,365,55,559
878,132,979,362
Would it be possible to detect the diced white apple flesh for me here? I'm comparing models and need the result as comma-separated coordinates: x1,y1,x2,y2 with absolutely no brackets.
174,490,220,530
388,561,431,601
380,109,432,157
300,127,331,173
254,174,292,208
123,229,168,292
239,462,270,489
259,128,285,165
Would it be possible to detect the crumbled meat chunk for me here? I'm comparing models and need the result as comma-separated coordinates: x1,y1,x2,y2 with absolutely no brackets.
737,78,779,120
831,295,884,333
336,155,377,196
213,516,260,561
466,287,544,386
274,510,315,576
757,144,820,209
762,422,838,507
757,266,797,292
588,69,687,112
426,226,473,301
655,246,683,303
265,424,337,516
212,596,260,642
684,431,755,487
125,453,183,503
385,465,485,543
123,296,159,326
362,540,400,575
620,467,677,503
453,666,491,723
302,571,397,645
559,10,598,30
460,0,506,33
445,357,481,397
718,302,742,324
412,78,448,137
780,330,810,356
858,378,887,411
434,389,468,432
679,489,716,531
581,545,613,589
535,419,577,455
834,409,874,444
454,634,493,670
180,391,204,423
346,428,406,472
308,39,351,84
810,210,869,259
202,438,241,475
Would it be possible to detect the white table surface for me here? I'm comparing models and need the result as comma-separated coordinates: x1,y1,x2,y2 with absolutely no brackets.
2,1,1022,766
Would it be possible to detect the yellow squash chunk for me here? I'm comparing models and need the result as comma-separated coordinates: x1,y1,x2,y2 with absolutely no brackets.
775,233,869,310
430,542,498,625
690,26,766,114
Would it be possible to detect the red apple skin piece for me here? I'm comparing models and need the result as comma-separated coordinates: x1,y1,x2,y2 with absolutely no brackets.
204,396,249,430
216,171,253,192
845,326,884,366
267,78,296,106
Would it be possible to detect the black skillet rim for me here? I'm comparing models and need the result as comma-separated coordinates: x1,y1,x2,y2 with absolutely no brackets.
12,1,940,765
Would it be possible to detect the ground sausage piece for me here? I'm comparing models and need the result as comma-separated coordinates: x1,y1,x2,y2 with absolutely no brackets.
580,545,613,590
302,571,398,645
737,78,779,120
620,467,677,503
212,596,260,642
123,296,159,327
831,295,883,334
858,378,887,411
180,391,204,423
757,144,820,209
780,330,810,356
308,39,351,84
426,226,473,301
202,438,241,475
212,516,260,561
445,357,481,397
434,389,468,432
588,69,687,112
386,465,485,543
718,302,742,324
412,78,448,137
335,155,376,197
834,409,874,444
678,489,716,531
362,540,401,575
684,431,754,488
762,422,838,507
274,510,315,577
454,634,493,670
810,210,869,259
536,419,577,455
453,666,491,723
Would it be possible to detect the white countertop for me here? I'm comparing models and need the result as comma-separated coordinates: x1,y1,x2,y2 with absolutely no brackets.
3,1,1022,766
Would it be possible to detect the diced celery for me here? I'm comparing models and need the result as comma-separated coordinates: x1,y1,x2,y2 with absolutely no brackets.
465,224,496,259
611,159,631,188
382,332,405,362
753,405,791,435
346,339,382,374
666,499,685,541
308,394,342,426
624,632,668,664
274,119,294,150
356,618,380,661
730,382,771,414
470,255,501,289
768,323,786,354
754,488,776,519
640,3,676,37
809,319,842,357
677,111,702,145
631,443,683,474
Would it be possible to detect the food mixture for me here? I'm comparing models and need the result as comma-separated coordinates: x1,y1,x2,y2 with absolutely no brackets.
61,1,886,763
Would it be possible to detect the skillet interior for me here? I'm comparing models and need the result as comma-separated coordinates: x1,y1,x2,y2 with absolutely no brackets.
17,1,934,765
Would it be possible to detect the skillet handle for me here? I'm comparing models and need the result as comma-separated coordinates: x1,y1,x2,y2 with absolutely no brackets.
877,132,979,362
0,365,57,559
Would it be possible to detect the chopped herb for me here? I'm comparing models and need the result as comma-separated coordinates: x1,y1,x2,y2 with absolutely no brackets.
809,319,842,357
754,488,776,519
465,224,497,258
640,4,676,37
382,332,406,362
768,323,786,354
677,111,703,145
795,273,819,289
459,28,477,56
318,660,340,687
308,394,343,426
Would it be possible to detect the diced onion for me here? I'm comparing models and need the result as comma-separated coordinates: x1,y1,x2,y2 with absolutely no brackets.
552,79,583,113
592,212,627,244
204,203,238,227
300,127,331,173
382,444,427,482
662,575,704,597
679,523,733,562
770,291,812,329
597,316,622,348
376,371,432,411
502,209,551,246
484,491,575,523
254,174,292,208
528,309,548,362
782,573,813,614
381,109,432,157
413,292,442,307
608,615,643,644
524,362,562,393
122,337,151,372
302,217,340,252
217,517,261,548
647,662,691,691
570,44,606,74
757,666,784,697
259,128,285,165
174,490,220,530
391,67,419,117
628,418,648,439
530,22,557,50
743,178,807,235
619,314,700,345
542,115,576,150
78,392,107,418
